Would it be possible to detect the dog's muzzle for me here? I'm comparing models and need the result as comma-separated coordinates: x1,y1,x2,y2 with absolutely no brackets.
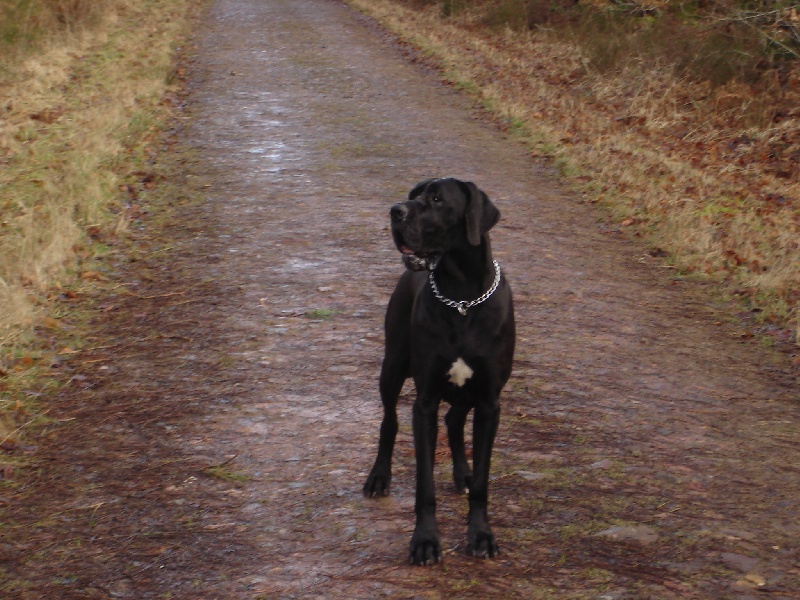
391,202,438,271
390,203,409,223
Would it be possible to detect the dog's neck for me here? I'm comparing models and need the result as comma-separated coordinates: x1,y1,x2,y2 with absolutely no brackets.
432,237,495,299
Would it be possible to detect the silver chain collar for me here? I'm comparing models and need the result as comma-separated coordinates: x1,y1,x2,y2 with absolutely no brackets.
428,260,501,316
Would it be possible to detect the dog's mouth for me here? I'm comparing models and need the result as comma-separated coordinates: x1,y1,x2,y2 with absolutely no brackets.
393,226,440,271
400,245,438,271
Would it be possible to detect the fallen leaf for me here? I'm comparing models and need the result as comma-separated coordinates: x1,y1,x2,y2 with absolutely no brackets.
594,525,659,545
81,271,106,281
736,573,767,588
40,317,61,330
29,107,65,124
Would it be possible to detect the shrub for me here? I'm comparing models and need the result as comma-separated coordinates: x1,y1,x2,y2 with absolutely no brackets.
411,0,798,87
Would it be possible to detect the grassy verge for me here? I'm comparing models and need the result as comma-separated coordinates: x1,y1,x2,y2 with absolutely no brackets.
0,0,206,457
346,0,799,345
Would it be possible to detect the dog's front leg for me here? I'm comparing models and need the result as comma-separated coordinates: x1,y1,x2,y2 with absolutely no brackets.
466,398,500,558
409,394,441,565
363,360,406,497
364,281,414,498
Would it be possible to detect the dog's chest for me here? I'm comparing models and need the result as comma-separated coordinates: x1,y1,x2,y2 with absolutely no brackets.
447,357,474,387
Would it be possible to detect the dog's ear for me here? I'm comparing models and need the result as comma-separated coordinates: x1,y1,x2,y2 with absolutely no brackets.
464,181,500,246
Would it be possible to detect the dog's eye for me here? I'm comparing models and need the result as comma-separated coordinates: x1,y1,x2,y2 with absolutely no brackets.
431,194,443,204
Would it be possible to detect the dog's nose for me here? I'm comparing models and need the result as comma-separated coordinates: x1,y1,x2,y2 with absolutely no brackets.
390,203,409,223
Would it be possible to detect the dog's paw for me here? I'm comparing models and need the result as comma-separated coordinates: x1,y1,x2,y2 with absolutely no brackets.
453,472,472,495
409,531,442,566
363,472,391,498
467,528,499,559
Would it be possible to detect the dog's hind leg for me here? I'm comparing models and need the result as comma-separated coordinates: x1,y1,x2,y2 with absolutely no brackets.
445,404,472,494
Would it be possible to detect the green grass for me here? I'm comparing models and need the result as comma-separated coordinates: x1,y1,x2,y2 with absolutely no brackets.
305,308,338,319
201,465,251,483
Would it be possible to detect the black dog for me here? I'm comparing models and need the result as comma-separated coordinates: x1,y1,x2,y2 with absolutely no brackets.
364,178,515,565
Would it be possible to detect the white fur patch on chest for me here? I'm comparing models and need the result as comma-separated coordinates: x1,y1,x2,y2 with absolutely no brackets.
447,357,474,387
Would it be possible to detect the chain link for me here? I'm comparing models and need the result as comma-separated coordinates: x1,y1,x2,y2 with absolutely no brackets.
428,260,501,316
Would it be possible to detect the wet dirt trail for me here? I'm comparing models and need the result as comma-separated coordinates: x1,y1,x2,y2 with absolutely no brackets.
6,0,800,598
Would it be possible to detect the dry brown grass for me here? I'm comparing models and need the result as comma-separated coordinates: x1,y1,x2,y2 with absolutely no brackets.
0,0,204,445
0,1,200,344
348,0,800,342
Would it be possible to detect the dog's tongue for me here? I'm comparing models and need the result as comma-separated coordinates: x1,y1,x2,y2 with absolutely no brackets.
400,245,414,255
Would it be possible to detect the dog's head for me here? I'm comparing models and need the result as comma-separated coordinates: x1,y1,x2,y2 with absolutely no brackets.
390,178,499,271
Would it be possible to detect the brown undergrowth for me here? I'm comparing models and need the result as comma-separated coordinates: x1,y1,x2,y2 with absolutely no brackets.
347,0,800,343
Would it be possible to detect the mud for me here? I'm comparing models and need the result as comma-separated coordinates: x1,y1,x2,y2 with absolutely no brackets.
3,0,799,598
